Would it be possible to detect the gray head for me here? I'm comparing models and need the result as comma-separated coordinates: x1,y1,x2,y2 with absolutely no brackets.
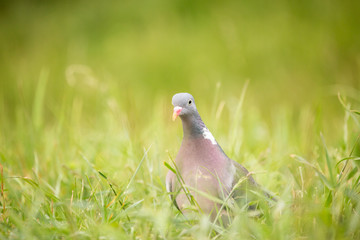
172,93,198,121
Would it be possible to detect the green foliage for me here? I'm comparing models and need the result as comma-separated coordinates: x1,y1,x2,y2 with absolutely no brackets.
1,0,360,239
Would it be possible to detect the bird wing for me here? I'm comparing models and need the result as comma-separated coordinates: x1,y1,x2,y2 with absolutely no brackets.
231,160,258,187
231,160,277,203
229,160,261,206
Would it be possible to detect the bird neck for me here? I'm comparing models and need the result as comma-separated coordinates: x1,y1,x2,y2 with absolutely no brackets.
180,113,206,138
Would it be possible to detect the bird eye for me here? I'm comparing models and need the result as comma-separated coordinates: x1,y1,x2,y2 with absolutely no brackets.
188,99,192,105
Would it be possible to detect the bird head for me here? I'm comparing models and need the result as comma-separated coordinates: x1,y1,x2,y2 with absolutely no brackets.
172,93,197,121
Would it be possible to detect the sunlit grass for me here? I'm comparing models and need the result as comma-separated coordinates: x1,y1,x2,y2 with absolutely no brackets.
1,76,359,239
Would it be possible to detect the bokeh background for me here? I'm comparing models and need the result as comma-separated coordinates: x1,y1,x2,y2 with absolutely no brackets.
1,0,359,119
0,0,360,239
1,0,359,170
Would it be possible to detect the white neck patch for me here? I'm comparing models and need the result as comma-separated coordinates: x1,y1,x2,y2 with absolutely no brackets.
202,128,217,145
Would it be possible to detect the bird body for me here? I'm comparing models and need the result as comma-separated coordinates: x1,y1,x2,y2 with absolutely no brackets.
167,135,236,214
166,93,259,219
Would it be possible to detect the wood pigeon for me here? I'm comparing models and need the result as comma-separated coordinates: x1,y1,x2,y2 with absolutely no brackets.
166,93,272,221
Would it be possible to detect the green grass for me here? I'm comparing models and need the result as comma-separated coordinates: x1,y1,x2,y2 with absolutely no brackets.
1,0,360,239
1,83,359,239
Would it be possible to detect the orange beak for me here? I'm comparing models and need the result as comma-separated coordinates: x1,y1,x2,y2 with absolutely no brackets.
172,106,183,121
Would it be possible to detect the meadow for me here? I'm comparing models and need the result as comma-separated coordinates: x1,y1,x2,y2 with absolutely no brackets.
0,0,360,239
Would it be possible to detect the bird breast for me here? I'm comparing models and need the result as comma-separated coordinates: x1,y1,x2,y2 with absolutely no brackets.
175,138,234,195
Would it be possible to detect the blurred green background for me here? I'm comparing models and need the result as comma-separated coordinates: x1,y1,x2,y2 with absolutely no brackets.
0,0,360,239
1,0,359,165
1,0,359,116
1,0,359,148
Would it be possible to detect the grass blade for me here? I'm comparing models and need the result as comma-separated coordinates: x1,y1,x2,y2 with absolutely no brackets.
320,133,335,186
125,144,152,192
